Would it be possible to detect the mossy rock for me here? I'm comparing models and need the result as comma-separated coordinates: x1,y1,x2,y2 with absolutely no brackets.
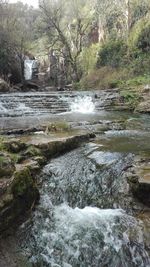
11,168,37,198
3,140,26,153
33,156,46,166
23,145,42,157
0,153,15,178
0,167,39,232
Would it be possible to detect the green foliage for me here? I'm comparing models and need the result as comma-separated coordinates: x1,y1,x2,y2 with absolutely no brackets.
97,40,127,68
131,0,150,27
128,18,150,51
81,67,131,90
0,1,40,80
80,44,99,75
121,75,150,87
11,168,34,197
120,90,141,109
0,136,6,151
136,23,150,52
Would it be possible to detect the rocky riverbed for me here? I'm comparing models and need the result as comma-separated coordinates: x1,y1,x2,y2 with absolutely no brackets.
0,89,150,267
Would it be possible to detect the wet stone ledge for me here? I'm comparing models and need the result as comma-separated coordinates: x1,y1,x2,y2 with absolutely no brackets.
126,156,150,207
0,133,95,233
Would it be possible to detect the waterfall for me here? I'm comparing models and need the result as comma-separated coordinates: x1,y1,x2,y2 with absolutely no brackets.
24,59,35,80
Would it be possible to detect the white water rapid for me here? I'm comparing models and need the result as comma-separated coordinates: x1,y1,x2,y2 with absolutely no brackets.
28,202,149,267
70,96,95,113
19,145,150,267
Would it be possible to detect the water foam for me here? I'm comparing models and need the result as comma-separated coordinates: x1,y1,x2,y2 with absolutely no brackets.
70,96,95,113
0,103,7,114
28,202,149,267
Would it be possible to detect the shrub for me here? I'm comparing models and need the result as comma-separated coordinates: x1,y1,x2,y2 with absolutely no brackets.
96,40,127,68
80,67,131,90
136,22,150,52
129,18,150,53
80,44,99,75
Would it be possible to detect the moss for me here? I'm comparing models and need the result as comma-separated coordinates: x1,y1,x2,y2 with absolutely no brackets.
3,140,26,153
0,154,15,178
0,136,7,151
0,167,39,232
11,168,34,197
24,145,42,157
9,153,23,163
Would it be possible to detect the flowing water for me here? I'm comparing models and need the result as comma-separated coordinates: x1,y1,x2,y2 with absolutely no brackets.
0,91,150,266
19,142,150,267
0,90,144,131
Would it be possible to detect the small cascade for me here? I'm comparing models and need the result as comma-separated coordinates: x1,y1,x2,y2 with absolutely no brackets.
19,145,150,267
0,90,121,119
70,96,95,113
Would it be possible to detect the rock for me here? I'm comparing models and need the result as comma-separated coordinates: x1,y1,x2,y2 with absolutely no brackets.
0,167,39,232
127,159,150,207
35,133,96,158
0,153,15,178
135,100,150,113
38,72,47,83
3,140,26,153
1,127,44,136
0,79,10,93
0,133,95,232
125,118,143,130
11,168,38,198
23,145,42,158
143,84,150,92
65,84,72,90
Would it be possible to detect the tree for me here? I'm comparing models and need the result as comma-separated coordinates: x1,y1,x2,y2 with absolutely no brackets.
39,0,94,82
0,0,39,82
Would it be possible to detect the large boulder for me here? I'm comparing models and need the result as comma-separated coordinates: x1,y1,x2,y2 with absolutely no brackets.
0,79,10,93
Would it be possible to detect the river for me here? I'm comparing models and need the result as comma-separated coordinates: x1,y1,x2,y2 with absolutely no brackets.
0,91,150,267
